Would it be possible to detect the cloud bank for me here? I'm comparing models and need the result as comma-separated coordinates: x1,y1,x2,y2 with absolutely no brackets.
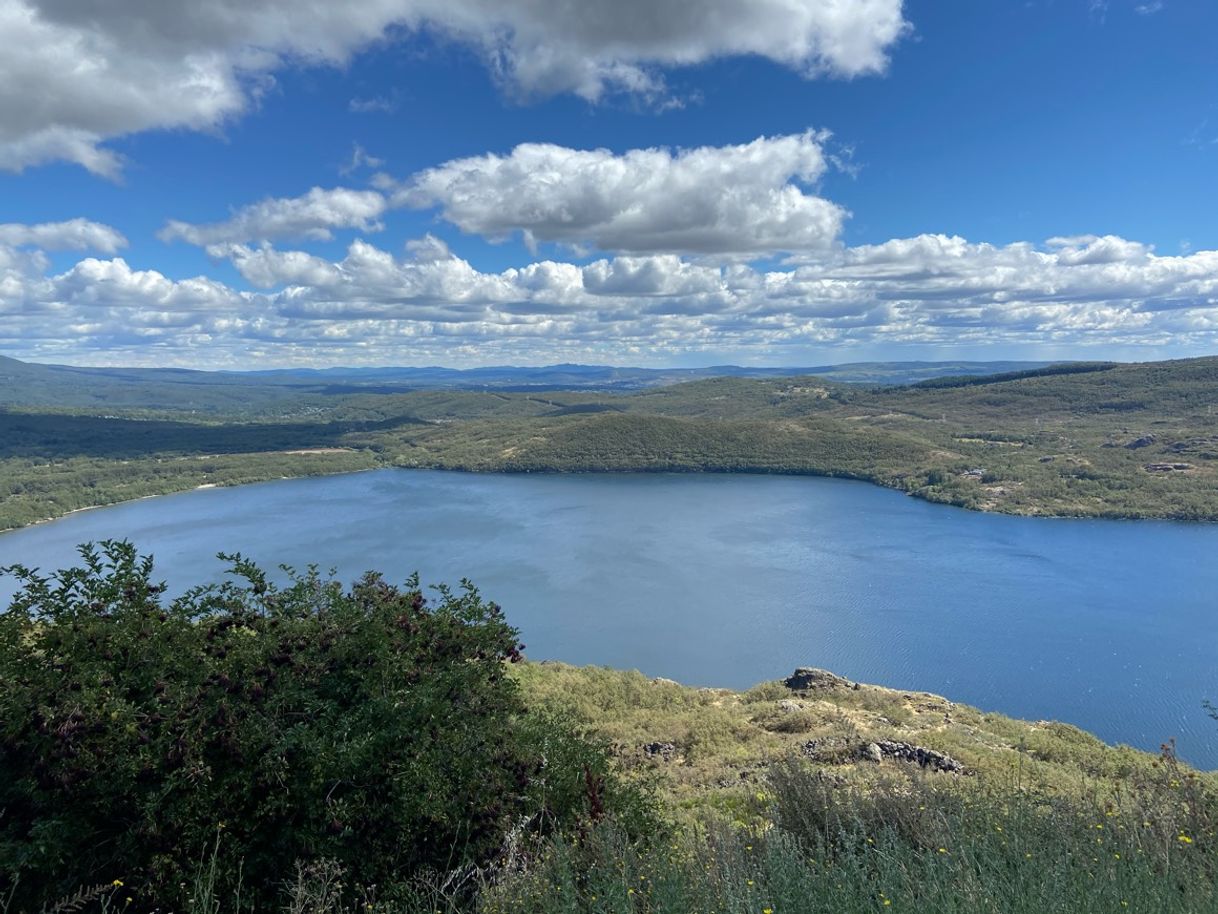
164,134,846,257
160,187,388,246
0,219,127,253
0,0,907,174
392,133,846,257
5,229,1218,366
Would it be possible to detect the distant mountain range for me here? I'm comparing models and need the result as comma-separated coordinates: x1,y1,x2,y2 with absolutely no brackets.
0,354,1064,412
241,360,1062,389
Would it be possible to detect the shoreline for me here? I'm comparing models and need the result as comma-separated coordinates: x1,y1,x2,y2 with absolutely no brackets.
3,461,1215,536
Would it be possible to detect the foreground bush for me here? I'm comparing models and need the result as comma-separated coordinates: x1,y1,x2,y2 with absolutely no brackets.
0,542,652,910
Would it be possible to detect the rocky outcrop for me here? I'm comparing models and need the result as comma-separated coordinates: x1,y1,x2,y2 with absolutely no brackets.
1167,437,1218,457
860,742,883,763
1144,462,1192,472
800,737,965,773
642,741,677,762
1125,435,1156,449
784,668,854,691
864,739,965,774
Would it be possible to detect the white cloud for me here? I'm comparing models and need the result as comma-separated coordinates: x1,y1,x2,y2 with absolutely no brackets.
0,218,127,253
395,132,847,256
405,233,453,263
53,257,245,312
339,144,386,176
1045,234,1151,266
1,0,907,174
348,96,396,114
7,231,1218,366
160,187,389,246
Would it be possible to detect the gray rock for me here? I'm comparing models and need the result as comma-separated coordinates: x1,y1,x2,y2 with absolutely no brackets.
860,742,883,763
642,741,677,762
1125,435,1156,449
777,699,807,713
875,739,965,774
784,668,852,691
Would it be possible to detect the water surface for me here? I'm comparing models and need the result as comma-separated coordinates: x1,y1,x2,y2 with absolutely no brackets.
1,470,1215,768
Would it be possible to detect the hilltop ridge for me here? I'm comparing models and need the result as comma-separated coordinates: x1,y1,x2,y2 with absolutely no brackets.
2,355,1218,530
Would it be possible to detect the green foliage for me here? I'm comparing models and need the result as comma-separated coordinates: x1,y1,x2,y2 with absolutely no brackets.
0,449,379,531
0,544,650,910
483,759,1218,914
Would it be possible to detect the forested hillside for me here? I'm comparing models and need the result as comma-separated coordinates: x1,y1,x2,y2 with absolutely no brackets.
3,356,1218,530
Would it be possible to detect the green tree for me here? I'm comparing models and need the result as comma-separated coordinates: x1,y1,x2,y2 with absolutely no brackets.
0,542,646,910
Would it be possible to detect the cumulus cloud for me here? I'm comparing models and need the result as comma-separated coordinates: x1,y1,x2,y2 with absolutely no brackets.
7,229,1218,366
1,0,907,175
394,132,847,256
53,257,244,312
0,218,127,253
159,187,388,246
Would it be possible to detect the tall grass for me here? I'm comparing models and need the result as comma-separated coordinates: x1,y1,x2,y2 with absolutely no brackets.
479,753,1217,914
12,754,1214,913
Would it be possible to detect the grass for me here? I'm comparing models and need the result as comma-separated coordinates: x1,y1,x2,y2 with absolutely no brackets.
480,772,1216,914
440,664,1218,914
7,661,1215,912
509,663,1216,819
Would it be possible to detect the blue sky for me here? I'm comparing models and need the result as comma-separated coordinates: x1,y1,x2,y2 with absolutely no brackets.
1,0,1216,367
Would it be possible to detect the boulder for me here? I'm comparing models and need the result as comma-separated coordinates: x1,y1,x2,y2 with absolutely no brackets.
784,668,852,691
860,742,883,763
1125,435,1156,449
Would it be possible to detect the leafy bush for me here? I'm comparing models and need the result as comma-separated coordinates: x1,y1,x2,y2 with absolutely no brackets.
0,542,649,910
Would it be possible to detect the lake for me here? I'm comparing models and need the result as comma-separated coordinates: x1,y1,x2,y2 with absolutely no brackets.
1,469,1215,768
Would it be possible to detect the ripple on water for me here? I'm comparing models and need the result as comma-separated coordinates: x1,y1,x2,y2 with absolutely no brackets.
0,469,1215,768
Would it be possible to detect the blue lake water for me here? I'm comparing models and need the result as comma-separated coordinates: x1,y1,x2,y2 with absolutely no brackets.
1,469,1215,768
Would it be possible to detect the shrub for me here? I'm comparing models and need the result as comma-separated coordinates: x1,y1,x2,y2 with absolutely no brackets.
0,542,647,910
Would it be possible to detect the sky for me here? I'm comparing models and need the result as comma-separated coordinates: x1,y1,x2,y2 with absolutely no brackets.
1,0,1217,369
